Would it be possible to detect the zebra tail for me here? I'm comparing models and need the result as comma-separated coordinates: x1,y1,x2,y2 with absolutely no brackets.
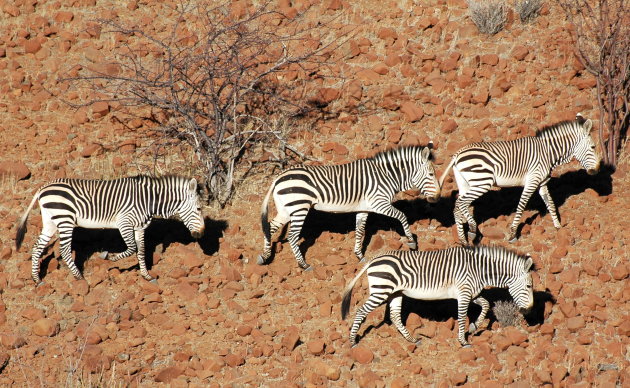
16,192,39,251
438,156,457,189
341,260,371,320
260,180,275,243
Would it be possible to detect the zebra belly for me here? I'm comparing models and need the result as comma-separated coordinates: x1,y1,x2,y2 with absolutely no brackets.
76,218,118,229
313,200,370,213
494,176,526,187
402,286,459,301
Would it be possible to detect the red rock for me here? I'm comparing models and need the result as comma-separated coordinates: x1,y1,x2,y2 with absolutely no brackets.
225,353,245,367
322,254,347,266
450,371,467,385
458,348,476,363
611,264,628,280
400,101,424,122
155,366,183,383
306,339,325,355
504,327,527,346
281,326,300,351
351,345,374,364
32,318,59,337
54,11,74,23
312,359,341,381
236,325,252,337
391,377,408,388
91,101,109,118
480,54,499,66
566,316,585,333
24,39,42,54
80,144,102,158
441,119,458,134
0,161,31,180
21,307,45,321
512,46,529,61
482,226,504,240
175,281,197,300
0,334,26,349
3,4,20,17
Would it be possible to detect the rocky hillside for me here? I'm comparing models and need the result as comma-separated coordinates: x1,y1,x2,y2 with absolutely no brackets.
0,0,628,386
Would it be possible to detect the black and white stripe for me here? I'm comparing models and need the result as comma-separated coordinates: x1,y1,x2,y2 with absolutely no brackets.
258,145,441,270
341,245,535,347
439,114,600,244
16,175,205,284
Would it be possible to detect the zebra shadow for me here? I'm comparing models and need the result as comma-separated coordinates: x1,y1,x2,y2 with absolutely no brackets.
357,289,554,343
453,167,612,242
38,217,227,280
295,198,446,259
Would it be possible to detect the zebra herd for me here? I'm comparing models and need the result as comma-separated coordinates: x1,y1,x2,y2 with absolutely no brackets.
15,114,600,348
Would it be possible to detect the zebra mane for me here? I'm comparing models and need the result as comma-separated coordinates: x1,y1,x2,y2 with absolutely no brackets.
534,119,582,139
369,145,432,163
465,245,536,271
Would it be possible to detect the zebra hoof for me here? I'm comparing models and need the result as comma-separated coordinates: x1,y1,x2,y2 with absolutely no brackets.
36,281,45,288
350,342,358,348
303,265,313,272
468,323,477,334
467,232,477,242
149,279,158,285
462,344,472,348
414,339,422,347
99,251,109,260
358,257,366,263
406,240,417,250
508,236,518,243
256,255,266,265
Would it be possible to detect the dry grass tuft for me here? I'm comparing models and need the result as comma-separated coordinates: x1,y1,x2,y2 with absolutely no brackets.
515,0,543,22
467,0,508,35
493,300,522,326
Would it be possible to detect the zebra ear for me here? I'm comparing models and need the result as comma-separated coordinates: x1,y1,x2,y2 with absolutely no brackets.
421,146,431,161
582,119,593,135
189,178,198,192
524,256,534,271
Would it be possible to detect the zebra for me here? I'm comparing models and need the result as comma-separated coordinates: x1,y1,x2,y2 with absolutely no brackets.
258,145,441,270
15,175,205,285
438,114,600,244
341,245,535,347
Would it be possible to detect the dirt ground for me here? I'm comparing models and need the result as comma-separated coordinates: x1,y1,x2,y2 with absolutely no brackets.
0,0,628,387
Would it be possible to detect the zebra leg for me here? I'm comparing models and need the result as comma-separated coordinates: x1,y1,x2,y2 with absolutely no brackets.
508,184,538,242
538,183,561,229
30,221,57,285
258,214,289,265
389,295,420,345
456,295,472,347
287,208,311,270
349,292,389,347
375,205,416,250
133,227,154,282
453,197,469,245
58,224,83,280
354,212,369,262
469,296,490,334
103,223,137,262
467,205,478,241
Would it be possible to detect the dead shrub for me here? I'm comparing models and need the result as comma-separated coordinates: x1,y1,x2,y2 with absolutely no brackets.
492,300,522,327
514,0,543,22
467,0,508,35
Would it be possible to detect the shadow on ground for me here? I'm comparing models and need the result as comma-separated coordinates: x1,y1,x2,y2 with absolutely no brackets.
37,217,227,280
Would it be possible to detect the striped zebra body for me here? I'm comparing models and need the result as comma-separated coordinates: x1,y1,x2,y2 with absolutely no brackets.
439,114,600,244
258,145,440,270
341,245,535,347
16,175,205,284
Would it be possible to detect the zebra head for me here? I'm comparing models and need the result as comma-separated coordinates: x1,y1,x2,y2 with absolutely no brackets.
412,146,440,203
177,178,205,239
573,115,600,175
506,255,535,314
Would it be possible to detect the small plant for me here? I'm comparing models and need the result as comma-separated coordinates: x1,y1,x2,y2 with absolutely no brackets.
492,300,522,327
515,0,543,22
467,0,508,35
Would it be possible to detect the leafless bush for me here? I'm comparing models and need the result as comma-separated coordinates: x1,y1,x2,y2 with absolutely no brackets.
492,300,522,327
467,0,508,35
558,0,629,168
514,0,543,22
62,1,349,205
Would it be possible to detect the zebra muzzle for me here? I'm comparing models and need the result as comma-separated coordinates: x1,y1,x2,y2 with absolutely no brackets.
191,229,205,239
587,168,598,175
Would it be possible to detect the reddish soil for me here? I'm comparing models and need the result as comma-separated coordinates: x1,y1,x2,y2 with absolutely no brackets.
0,0,628,387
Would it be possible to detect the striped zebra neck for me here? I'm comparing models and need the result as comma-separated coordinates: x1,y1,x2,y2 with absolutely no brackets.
469,246,527,288
536,121,583,168
136,176,189,218
371,146,425,191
